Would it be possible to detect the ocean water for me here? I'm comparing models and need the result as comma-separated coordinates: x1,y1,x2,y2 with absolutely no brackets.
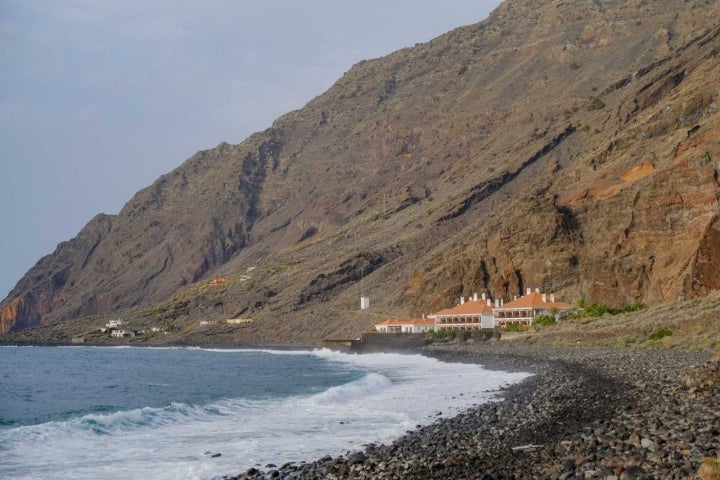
0,346,530,479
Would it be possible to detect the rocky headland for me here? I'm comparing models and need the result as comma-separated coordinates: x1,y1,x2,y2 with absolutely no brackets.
2,0,720,346
226,343,719,479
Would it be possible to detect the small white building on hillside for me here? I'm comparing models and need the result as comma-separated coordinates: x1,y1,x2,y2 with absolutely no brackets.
226,318,253,324
360,296,370,310
110,329,135,338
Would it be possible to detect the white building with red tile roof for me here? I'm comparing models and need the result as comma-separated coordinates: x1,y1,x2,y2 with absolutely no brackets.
428,293,495,331
493,288,573,328
374,317,436,333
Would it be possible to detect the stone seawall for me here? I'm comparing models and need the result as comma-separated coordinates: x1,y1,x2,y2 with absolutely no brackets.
348,330,502,352
350,332,429,353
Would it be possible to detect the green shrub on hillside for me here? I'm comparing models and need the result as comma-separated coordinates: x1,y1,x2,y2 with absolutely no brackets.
575,298,609,317
426,329,456,340
505,322,523,332
588,96,606,110
573,298,646,319
161,318,176,332
648,328,673,341
533,314,557,329
613,302,647,314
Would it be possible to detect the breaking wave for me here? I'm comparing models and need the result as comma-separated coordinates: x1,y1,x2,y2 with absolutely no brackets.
0,347,531,480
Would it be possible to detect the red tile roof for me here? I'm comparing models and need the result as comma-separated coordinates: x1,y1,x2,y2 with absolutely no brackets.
432,299,494,317
496,292,573,310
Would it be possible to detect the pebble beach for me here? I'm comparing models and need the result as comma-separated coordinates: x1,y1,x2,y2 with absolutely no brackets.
227,342,719,480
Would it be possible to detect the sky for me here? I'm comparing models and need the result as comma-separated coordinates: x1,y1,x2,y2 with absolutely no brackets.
0,0,501,300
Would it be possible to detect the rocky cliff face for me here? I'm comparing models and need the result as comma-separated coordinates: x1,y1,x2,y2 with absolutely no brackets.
2,0,719,342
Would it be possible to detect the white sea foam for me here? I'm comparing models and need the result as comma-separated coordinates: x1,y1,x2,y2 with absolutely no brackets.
0,349,530,480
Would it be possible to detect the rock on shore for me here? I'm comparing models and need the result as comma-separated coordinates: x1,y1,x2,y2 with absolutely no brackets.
226,344,718,480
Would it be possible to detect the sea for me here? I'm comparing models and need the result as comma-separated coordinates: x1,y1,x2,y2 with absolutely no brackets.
0,346,531,480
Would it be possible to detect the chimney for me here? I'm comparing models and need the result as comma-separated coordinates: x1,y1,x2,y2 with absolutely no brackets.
460,296,465,305
487,299,491,306
514,295,517,301
481,292,486,301
551,293,555,303
501,299,504,306
542,293,547,303
535,287,540,293
473,293,478,301
526,287,531,295
495,299,500,308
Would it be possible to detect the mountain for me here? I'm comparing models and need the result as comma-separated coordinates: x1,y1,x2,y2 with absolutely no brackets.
2,0,720,344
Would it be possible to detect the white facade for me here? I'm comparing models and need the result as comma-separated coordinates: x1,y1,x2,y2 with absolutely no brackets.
480,312,495,329
375,318,435,333
360,296,370,310
404,323,434,333
226,318,253,324
110,330,135,338
492,289,573,327
429,296,495,331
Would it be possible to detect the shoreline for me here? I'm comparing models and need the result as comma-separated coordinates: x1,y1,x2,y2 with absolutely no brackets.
226,342,718,479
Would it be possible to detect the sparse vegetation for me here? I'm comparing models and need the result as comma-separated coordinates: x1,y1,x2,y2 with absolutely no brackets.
647,328,673,341
572,299,646,319
505,322,523,332
699,457,720,480
161,318,176,332
533,314,557,329
426,329,456,340
588,96,606,110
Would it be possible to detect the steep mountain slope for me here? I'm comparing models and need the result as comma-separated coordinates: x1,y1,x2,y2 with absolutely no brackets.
2,0,719,344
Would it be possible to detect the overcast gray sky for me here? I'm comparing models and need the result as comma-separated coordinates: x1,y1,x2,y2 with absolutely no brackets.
0,1,501,300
